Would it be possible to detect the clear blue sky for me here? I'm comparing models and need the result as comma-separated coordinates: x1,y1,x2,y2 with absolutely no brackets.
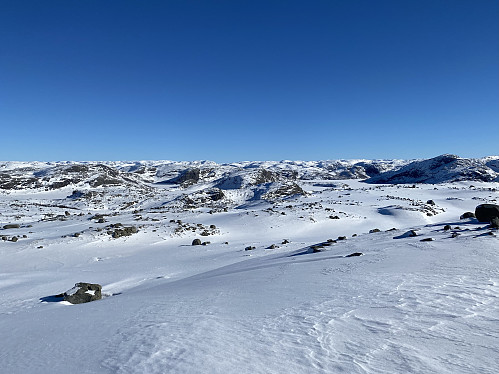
1,0,497,162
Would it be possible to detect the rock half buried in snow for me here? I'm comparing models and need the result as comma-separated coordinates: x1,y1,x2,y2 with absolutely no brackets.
393,230,418,239
460,211,475,219
63,282,102,304
475,204,499,223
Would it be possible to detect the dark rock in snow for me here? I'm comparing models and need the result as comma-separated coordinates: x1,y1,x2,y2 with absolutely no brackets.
443,225,452,231
63,282,102,304
475,204,499,223
192,239,202,245
460,212,475,219
393,230,418,239
168,168,201,185
490,217,499,229
110,226,138,238
346,252,363,257
3,224,20,229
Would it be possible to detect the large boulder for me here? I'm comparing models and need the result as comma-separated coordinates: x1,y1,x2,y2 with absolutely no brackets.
63,282,102,304
475,204,499,223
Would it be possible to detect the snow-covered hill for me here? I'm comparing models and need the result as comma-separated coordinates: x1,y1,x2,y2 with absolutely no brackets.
366,154,499,184
0,156,498,373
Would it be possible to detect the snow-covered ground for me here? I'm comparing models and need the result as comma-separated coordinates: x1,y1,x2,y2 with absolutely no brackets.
0,169,498,373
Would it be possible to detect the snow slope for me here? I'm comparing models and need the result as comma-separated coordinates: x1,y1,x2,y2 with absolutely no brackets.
0,160,498,373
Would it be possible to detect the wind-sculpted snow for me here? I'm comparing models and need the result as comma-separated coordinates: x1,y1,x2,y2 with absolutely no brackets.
0,159,498,373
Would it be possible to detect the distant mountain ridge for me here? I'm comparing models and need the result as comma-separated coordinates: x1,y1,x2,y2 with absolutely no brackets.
0,155,497,192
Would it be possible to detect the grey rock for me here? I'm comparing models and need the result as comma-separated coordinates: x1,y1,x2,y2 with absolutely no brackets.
63,282,102,304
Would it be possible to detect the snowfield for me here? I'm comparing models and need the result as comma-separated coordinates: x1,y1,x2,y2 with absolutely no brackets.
0,156,498,373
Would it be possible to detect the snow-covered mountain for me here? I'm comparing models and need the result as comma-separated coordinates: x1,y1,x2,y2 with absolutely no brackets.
1,155,498,374
0,155,497,211
366,154,499,184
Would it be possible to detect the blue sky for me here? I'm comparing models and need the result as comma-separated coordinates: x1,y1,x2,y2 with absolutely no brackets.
1,0,497,162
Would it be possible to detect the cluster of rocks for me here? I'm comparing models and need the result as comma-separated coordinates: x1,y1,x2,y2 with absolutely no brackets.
105,224,138,238
192,239,211,246
1,223,24,242
1,235,21,242
172,220,219,237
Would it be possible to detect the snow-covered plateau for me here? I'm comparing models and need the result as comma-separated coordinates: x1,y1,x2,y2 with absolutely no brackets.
0,154,498,373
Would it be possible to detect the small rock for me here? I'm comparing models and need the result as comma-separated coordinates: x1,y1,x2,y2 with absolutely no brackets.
267,244,277,249
369,229,381,233
420,238,434,242
345,252,363,257
192,239,202,245
443,225,452,231
426,200,435,205
337,236,347,241
245,246,255,251
3,224,20,229
460,212,475,219
281,239,290,244
393,230,418,239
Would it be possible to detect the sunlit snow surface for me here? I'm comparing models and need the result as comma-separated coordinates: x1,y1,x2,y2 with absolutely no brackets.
0,178,498,374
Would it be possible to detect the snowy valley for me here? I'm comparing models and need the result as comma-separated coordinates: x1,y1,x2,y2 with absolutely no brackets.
0,154,498,373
